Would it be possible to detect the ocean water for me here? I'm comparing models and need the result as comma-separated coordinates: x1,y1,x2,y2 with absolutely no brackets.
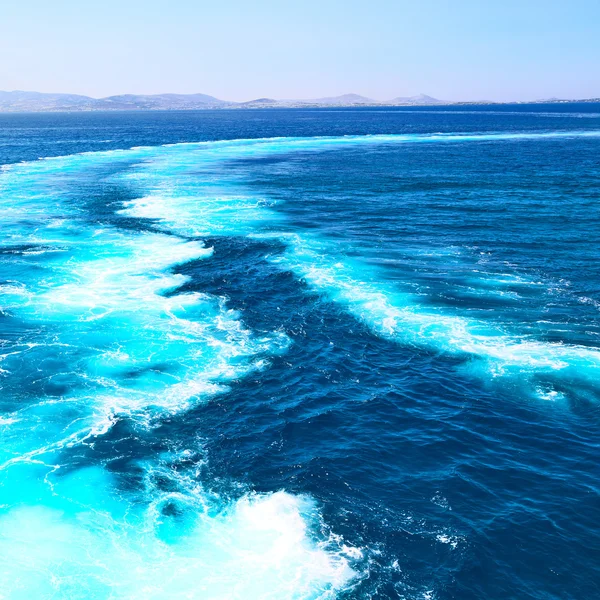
0,105,599,599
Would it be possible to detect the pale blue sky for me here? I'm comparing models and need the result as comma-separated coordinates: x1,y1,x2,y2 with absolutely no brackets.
1,0,599,102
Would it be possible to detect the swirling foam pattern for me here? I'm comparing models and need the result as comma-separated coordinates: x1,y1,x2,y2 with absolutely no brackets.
1,109,599,599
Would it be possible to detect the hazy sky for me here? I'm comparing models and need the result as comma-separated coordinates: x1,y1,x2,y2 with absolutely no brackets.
1,0,599,102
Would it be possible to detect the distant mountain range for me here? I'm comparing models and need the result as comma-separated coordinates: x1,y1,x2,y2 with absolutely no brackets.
0,90,227,112
0,90,445,111
0,90,598,112
239,93,445,107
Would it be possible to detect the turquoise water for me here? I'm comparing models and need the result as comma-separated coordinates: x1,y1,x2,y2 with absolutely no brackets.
0,107,599,599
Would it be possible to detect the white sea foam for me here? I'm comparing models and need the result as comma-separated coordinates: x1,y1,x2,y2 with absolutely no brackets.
0,225,290,441
0,465,359,599
436,534,460,549
5,134,600,395
253,233,600,390
0,145,359,598
42,133,597,395
2,129,599,597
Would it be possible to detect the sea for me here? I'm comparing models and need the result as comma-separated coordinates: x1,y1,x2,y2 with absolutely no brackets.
0,105,599,599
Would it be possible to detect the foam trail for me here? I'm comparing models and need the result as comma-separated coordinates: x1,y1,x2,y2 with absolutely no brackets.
258,234,600,397
109,134,600,399
2,129,599,596
0,462,358,599
0,148,360,597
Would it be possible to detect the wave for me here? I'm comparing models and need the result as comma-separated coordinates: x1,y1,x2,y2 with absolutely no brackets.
0,460,359,599
0,150,359,597
255,234,600,399
98,133,600,400
5,131,596,407
1,128,599,596
3,128,600,174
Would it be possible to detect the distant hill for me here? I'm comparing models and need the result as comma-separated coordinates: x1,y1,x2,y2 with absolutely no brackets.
0,90,391,111
1,90,598,112
298,93,377,105
102,93,228,109
385,94,444,105
0,90,228,112
0,90,104,112
0,90,444,112
237,98,279,107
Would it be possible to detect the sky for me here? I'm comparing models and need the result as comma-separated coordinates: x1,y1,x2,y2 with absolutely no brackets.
1,0,599,102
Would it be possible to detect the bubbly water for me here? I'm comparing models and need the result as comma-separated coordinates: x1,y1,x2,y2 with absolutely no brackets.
0,106,599,599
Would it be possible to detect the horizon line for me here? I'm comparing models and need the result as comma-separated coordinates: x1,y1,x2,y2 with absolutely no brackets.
2,89,600,105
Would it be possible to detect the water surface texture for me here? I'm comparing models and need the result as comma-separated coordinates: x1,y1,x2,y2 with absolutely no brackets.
1,106,599,599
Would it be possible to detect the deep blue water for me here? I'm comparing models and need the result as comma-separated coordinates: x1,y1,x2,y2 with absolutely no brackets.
0,106,599,599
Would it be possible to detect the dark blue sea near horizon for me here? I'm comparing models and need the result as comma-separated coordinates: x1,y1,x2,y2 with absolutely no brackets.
0,105,599,599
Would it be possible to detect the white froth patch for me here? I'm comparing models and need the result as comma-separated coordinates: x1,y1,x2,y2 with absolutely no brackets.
0,208,289,463
4,128,600,598
0,472,359,599
3,223,288,420
0,152,304,596
535,387,567,402
6,129,591,398
255,233,600,389
436,534,460,549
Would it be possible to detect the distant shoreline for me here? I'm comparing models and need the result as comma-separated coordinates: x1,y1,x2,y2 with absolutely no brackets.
1,90,599,114
2,101,600,115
